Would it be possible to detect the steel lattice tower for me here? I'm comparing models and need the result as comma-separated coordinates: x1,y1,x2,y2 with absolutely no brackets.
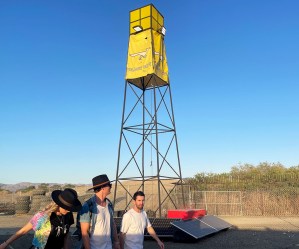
113,4,185,217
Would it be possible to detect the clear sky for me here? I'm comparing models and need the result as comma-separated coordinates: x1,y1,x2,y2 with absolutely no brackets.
0,0,298,184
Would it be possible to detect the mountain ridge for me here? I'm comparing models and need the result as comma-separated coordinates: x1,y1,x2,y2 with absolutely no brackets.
0,182,88,192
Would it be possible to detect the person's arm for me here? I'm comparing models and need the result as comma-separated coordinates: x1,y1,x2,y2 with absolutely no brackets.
0,222,33,249
80,222,91,249
147,226,164,249
119,232,126,249
112,220,120,249
119,212,129,249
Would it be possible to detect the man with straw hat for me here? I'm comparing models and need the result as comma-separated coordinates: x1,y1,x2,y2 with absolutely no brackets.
79,174,120,249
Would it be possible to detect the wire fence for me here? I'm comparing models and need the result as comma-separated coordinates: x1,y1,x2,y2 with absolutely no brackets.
176,189,299,216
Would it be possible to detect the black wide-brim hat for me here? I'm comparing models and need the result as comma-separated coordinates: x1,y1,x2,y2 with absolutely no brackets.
88,174,113,191
52,188,82,212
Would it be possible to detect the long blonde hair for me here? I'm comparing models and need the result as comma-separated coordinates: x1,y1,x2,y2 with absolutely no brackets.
42,201,59,215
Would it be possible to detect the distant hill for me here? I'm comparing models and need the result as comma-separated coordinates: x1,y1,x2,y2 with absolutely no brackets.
0,182,92,193
0,182,42,192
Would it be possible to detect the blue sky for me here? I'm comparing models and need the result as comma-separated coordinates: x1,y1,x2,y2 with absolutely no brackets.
0,0,298,184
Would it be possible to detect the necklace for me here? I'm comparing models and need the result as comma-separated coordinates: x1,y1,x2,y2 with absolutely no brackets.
56,214,63,225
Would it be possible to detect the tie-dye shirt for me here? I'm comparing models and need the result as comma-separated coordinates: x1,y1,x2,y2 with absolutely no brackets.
30,212,51,249
29,211,74,249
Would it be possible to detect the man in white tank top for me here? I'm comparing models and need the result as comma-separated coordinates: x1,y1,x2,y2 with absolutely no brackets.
120,191,164,249
80,174,120,249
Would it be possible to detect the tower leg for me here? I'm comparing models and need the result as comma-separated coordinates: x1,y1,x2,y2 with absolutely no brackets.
114,80,184,217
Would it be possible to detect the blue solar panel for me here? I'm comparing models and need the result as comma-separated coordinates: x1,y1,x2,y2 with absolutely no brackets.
198,215,232,231
145,218,180,237
115,215,231,240
171,215,231,239
114,217,179,237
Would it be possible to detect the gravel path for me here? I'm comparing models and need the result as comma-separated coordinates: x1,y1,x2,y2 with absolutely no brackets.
1,215,299,249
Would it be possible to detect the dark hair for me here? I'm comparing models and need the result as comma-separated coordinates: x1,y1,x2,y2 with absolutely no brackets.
133,191,145,200
94,187,101,193
94,183,112,193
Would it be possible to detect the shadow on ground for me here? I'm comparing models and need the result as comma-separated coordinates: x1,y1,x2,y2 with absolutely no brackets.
1,226,299,249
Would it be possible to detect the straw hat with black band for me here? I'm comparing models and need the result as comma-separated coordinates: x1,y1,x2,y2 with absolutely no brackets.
88,174,113,191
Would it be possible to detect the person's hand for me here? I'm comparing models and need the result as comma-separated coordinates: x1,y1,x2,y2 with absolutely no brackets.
157,240,164,249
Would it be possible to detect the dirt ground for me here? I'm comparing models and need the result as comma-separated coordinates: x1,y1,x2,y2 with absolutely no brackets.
0,215,299,249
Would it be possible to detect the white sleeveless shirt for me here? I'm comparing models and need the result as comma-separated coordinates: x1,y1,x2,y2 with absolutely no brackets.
90,203,112,249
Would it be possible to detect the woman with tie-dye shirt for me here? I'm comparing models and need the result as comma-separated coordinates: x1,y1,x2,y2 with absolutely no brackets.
0,188,82,249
